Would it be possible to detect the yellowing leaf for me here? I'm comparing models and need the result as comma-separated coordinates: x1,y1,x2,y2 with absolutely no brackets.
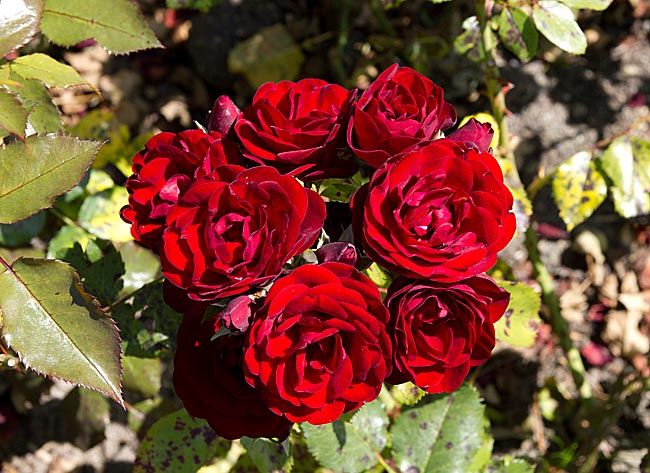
552,151,607,231
0,258,123,404
494,280,542,347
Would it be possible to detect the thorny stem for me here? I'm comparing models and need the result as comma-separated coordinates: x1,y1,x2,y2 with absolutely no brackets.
476,0,593,401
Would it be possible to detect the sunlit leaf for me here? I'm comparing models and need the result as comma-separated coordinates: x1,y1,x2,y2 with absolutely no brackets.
454,16,485,62
228,23,305,88
0,87,28,138
134,409,227,473
3,73,63,133
165,0,222,11
560,0,613,10
552,151,607,231
364,262,391,289
498,7,538,61
70,109,132,169
0,134,100,224
0,0,43,57
41,0,161,54
78,186,132,242
122,355,161,398
494,280,542,347
240,437,293,473
47,225,95,259
391,384,490,473
391,381,426,406
532,1,587,55
600,136,650,219
301,397,389,473
10,53,90,88
118,241,161,296
0,258,123,404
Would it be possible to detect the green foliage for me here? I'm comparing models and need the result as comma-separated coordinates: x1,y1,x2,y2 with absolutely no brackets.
494,280,543,348
0,258,123,405
487,456,535,472
61,387,111,448
560,0,613,10
301,398,389,473
0,134,100,224
122,355,162,398
0,211,45,247
40,0,161,54
166,0,222,11
364,262,391,289
0,87,28,138
532,1,587,55
391,384,491,473
600,136,650,218
454,16,486,62
391,381,426,406
552,150,607,231
78,187,132,242
10,53,91,88
0,0,42,57
498,7,538,61
3,73,64,134
240,437,293,473
134,409,229,473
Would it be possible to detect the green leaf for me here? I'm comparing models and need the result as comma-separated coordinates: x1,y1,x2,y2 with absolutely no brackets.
487,456,535,472
47,225,95,259
134,409,226,473
122,355,161,398
228,23,305,89
552,151,607,230
3,73,63,133
0,0,43,57
127,397,178,438
532,1,587,55
600,136,650,219
391,384,488,473
240,437,293,473
0,134,100,224
70,109,132,169
0,258,123,404
559,0,613,10
498,7,538,61
118,241,161,296
61,387,111,448
0,211,45,247
57,239,125,307
165,0,222,11
454,16,484,62
364,262,391,289
40,0,162,54
10,53,90,88
301,398,389,473
0,87,28,138
391,381,426,407
77,186,132,242
494,281,542,348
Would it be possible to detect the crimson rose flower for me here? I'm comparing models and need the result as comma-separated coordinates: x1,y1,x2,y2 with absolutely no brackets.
347,64,456,168
174,314,293,439
161,165,326,301
234,79,357,179
351,138,516,281
243,263,392,424
120,130,240,251
385,275,509,393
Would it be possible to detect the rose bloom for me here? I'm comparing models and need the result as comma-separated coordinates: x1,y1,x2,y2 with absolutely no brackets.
243,263,392,425
120,129,240,251
347,64,456,168
234,78,357,180
385,275,509,393
161,165,326,301
351,138,516,281
174,314,293,439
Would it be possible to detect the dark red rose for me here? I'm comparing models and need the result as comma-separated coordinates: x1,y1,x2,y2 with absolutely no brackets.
385,275,509,393
161,166,326,301
243,263,392,424
447,118,494,152
207,95,241,137
351,138,516,281
120,130,241,251
347,64,456,168
233,79,357,180
174,315,293,440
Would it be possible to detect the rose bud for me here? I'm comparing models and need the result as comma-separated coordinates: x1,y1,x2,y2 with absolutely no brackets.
447,117,494,152
347,64,456,168
207,95,241,137
315,242,358,266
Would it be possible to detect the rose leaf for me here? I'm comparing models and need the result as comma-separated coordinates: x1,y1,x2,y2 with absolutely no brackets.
498,7,538,62
0,0,42,57
532,1,587,55
240,436,293,473
494,280,543,348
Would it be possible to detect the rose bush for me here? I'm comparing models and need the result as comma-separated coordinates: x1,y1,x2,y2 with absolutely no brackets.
347,64,457,168
174,314,293,440
233,78,357,180
351,138,516,281
243,262,392,425
385,275,509,393
160,165,326,301
120,129,240,251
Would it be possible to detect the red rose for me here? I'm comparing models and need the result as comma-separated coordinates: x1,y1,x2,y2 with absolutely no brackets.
243,263,392,424
174,315,293,440
120,130,240,251
233,79,357,180
347,64,456,168
161,166,326,301
385,275,509,393
447,117,494,153
351,138,516,281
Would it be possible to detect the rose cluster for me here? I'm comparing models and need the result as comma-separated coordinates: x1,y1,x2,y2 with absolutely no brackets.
121,64,516,440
